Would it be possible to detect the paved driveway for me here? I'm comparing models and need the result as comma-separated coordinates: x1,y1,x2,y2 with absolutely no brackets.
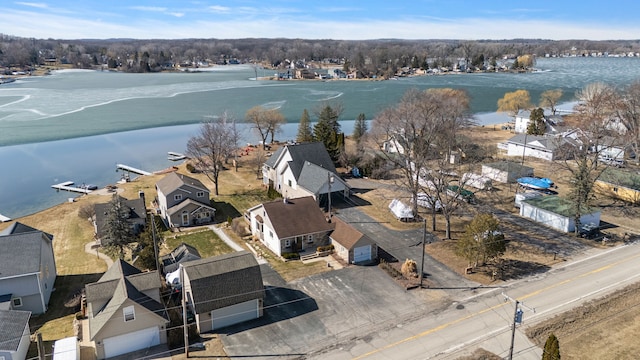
220,265,434,359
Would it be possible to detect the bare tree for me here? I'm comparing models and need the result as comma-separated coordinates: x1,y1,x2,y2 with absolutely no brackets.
539,89,563,115
245,106,286,149
186,112,239,196
614,80,640,165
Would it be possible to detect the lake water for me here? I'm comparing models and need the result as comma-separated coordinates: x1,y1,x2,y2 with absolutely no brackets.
1,57,640,219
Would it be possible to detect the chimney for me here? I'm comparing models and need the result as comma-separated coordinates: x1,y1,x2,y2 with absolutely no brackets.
283,197,288,204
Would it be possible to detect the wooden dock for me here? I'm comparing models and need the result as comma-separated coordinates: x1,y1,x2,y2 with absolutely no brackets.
0,213,11,222
116,164,152,176
51,181,93,194
167,151,187,161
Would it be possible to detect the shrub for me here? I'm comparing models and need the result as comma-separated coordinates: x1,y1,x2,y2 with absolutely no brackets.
282,253,300,260
267,186,281,199
185,162,196,173
231,218,250,237
401,259,418,278
379,259,403,279
317,244,335,252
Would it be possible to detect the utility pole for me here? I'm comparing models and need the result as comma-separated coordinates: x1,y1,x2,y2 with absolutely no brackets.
181,265,189,358
502,292,535,360
419,218,427,288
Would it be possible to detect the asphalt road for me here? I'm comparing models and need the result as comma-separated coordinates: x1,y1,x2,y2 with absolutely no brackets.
310,241,640,359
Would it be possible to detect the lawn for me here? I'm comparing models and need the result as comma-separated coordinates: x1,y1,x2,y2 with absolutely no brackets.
162,228,233,258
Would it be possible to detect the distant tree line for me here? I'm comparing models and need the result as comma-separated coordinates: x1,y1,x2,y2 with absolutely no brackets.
2,34,640,75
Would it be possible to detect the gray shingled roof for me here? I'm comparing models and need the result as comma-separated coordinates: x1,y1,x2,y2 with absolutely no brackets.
507,134,577,151
182,251,264,314
161,243,202,275
85,260,166,339
166,198,215,216
297,161,343,195
483,161,534,174
94,196,146,240
0,310,31,352
262,196,334,239
264,142,336,181
0,227,52,278
156,172,208,195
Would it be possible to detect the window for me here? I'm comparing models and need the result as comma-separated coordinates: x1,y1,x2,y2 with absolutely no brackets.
123,306,135,322
12,297,22,308
174,194,182,201
307,234,314,243
288,180,292,187
269,231,273,239
197,191,205,197
613,187,619,193
284,239,291,248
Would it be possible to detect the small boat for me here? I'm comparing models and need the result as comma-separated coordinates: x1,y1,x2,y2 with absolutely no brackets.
80,183,98,191
517,177,553,190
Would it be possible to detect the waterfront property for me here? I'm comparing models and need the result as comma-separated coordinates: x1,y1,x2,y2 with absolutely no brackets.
155,172,216,228
247,196,334,257
504,134,579,161
84,260,168,360
181,251,265,333
594,168,640,204
93,193,147,246
0,222,57,315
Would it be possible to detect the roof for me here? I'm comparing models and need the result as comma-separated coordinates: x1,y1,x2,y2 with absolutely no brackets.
261,196,334,239
85,260,166,339
161,243,202,274
483,161,534,174
94,196,146,239
297,161,347,195
0,310,31,351
507,134,575,151
522,195,599,217
156,172,208,195
265,142,336,180
0,221,51,238
597,168,640,191
182,251,264,314
166,198,215,217
330,217,375,250
0,223,53,278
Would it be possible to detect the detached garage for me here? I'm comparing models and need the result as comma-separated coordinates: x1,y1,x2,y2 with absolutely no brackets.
330,217,378,265
182,251,265,334
103,327,160,358
520,196,601,233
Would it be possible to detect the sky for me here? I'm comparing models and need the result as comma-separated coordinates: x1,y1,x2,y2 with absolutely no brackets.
2,1,640,41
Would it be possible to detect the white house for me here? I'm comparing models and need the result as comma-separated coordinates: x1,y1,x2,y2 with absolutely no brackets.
505,134,579,161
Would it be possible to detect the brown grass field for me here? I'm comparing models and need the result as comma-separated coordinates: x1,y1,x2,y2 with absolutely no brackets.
3,124,640,358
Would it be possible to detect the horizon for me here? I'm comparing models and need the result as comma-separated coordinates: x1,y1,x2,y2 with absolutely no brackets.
2,1,640,41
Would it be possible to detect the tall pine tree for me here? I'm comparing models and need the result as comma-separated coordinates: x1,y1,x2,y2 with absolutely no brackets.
296,109,314,142
314,104,343,160
353,113,367,143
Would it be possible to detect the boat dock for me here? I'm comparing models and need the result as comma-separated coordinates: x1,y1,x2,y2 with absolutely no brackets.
116,164,152,176
167,151,187,161
0,213,11,222
51,181,93,194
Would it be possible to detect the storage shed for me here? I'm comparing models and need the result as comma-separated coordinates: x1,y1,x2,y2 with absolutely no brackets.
519,196,600,233
482,162,534,184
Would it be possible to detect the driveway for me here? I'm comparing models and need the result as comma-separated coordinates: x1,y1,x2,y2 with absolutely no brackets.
220,265,438,359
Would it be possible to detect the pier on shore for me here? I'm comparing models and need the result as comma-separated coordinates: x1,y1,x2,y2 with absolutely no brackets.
51,181,93,194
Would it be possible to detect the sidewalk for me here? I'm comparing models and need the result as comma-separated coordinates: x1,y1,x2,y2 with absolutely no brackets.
84,241,113,267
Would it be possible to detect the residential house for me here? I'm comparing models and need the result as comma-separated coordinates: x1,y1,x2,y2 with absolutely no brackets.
93,193,147,245
505,134,578,161
181,251,265,333
160,242,201,275
155,172,215,228
519,196,601,233
594,168,640,205
481,162,534,183
262,142,349,202
247,196,334,256
0,310,31,360
330,217,378,264
0,222,56,314
84,260,168,360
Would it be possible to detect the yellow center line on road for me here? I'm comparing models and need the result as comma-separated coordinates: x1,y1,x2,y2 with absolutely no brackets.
353,250,640,360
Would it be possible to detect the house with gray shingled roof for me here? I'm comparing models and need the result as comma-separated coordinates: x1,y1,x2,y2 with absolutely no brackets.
181,251,265,333
247,196,334,257
0,309,31,360
160,242,201,275
155,172,216,228
262,142,349,203
84,260,168,360
93,193,147,245
0,222,56,315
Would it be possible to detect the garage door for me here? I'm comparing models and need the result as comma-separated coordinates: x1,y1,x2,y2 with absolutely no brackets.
211,299,259,330
353,245,371,263
103,326,160,358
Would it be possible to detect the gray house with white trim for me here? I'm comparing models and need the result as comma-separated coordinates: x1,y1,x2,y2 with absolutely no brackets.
0,222,57,315
0,310,31,360
156,172,216,228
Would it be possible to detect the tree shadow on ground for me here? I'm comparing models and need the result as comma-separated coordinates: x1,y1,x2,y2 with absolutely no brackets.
213,201,242,223
495,259,551,281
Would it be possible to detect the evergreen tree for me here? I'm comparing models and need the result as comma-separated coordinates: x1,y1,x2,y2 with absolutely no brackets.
527,107,547,135
542,333,560,360
314,104,343,160
296,109,314,142
353,113,367,143
102,195,138,259
135,215,163,270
